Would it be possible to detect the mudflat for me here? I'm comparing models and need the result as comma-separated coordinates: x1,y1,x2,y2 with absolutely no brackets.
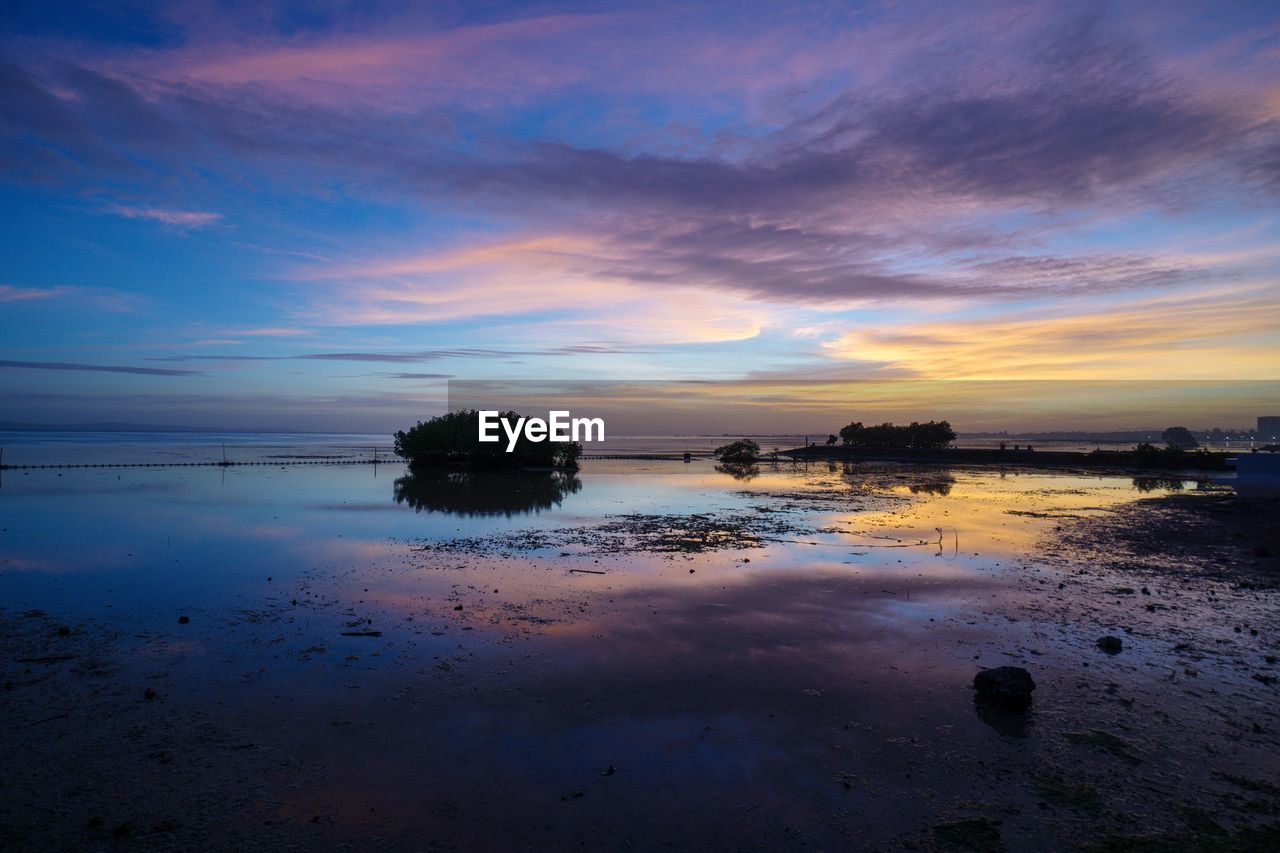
2,461,1277,850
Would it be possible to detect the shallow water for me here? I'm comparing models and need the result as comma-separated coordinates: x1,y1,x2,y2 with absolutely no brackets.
2,454,1276,849
0,458,1184,618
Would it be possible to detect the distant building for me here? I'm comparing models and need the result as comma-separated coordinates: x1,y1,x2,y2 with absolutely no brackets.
1261,416,1280,440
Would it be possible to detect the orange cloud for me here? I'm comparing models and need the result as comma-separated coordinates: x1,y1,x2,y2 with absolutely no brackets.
823,285,1280,379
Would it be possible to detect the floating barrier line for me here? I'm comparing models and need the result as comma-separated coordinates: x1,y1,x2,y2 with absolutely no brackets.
0,459,387,470
0,453,717,469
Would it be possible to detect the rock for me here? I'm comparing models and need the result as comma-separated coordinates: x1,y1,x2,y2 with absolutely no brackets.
973,666,1035,708
143,688,157,701
1254,546,1271,557
177,615,190,625
56,626,71,637
1097,636,1123,653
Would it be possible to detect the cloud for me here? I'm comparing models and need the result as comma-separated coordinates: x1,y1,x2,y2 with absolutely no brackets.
128,14,611,109
0,359,201,376
821,285,1280,379
0,284,81,303
0,389,442,433
210,13,1271,316
11,8,1273,217
0,59,189,184
148,344,656,364
284,218,1211,351
297,351,489,363
3,1,1279,414
107,204,222,227
0,284,144,312
225,327,308,337
288,232,774,341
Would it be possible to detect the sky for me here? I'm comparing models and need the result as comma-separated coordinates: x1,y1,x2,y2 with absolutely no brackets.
1,0,1278,432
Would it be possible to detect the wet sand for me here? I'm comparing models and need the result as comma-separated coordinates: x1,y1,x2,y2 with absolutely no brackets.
1,461,1278,850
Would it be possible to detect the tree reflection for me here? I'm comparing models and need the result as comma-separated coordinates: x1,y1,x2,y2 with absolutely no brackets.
393,468,581,517
715,462,762,481
1132,476,1186,492
908,477,954,496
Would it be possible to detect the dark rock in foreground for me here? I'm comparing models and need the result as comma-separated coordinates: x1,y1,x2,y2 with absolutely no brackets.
973,666,1035,708
1097,635,1124,653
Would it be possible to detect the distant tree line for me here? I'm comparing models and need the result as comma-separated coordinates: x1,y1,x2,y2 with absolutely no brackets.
1201,427,1257,440
1131,442,1223,469
836,420,956,449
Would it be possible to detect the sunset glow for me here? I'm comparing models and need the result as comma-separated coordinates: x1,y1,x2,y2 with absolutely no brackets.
3,1,1278,430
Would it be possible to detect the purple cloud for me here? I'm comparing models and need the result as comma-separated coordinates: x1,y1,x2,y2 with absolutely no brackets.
2,3,1277,314
0,359,201,376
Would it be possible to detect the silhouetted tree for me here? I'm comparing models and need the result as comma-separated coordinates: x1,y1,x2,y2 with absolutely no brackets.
394,410,582,469
838,422,864,445
835,420,955,449
1161,426,1200,450
714,439,760,462
1129,443,1224,470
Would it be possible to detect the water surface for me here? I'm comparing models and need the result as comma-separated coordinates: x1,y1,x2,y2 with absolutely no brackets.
2,449,1275,850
